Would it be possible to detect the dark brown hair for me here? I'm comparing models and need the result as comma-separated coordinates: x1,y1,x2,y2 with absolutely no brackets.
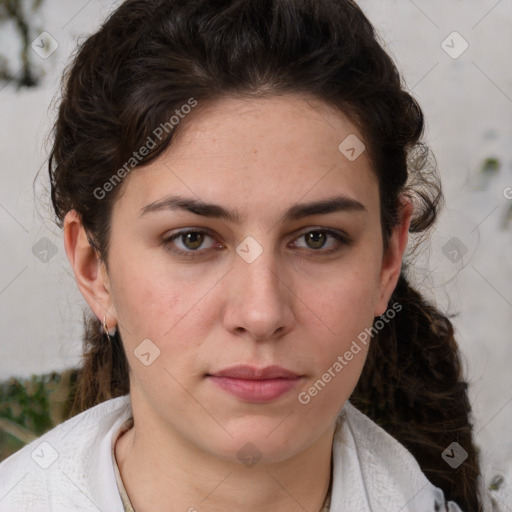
47,0,482,509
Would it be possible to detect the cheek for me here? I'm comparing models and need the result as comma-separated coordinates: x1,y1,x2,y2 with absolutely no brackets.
106,244,184,339
116,277,193,348
109,252,221,365
317,260,381,329
302,251,381,384
303,284,375,412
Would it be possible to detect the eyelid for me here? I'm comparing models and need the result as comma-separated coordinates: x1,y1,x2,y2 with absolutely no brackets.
288,227,351,252
289,226,352,242
162,228,221,257
162,226,351,257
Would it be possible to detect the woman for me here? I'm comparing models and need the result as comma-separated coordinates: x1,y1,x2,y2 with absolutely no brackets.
0,0,496,510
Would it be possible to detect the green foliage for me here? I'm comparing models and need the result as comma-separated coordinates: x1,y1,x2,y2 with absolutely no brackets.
0,374,54,435
0,368,79,462
481,157,500,175
0,430,24,462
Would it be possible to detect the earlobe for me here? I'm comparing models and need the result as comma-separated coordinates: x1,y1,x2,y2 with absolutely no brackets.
63,209,117,328
374,196,413,316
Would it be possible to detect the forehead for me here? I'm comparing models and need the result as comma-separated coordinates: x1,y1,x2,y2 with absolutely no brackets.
113,94,379,221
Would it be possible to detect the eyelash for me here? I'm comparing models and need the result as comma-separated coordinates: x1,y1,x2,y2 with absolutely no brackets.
162,228,351,259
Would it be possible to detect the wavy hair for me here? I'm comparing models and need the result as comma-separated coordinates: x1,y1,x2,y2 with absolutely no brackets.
47,0,482,509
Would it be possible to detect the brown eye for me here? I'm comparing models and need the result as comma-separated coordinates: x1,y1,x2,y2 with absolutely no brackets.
181,232,204,250
304,231,328,249
292,229,349,254
163,229,219,257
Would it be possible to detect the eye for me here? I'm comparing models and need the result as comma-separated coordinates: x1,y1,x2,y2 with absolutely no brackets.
162,227,351,259
163,229,220,257
291,229,350,253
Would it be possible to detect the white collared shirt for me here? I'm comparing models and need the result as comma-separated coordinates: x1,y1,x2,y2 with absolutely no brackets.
0,394,497,511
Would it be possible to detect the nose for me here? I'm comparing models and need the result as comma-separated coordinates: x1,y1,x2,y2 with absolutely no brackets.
222,246,295,341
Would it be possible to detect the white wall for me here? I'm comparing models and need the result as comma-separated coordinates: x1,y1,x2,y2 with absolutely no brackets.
0,0,123,380
359,0,512,478
1,0,511,478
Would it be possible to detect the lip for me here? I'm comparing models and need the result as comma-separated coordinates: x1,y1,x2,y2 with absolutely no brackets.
207,365,303,402
210,364,301,380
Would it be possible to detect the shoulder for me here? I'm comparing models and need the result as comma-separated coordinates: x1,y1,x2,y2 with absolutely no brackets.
339,402,508,511
331,400,465,511
0,394,132,512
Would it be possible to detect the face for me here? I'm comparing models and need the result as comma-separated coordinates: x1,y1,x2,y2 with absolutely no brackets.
67,94,408,464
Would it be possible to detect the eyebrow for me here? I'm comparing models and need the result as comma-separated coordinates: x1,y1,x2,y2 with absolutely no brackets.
139,194,366,223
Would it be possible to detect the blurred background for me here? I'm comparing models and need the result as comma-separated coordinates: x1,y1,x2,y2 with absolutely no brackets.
0,0,511,494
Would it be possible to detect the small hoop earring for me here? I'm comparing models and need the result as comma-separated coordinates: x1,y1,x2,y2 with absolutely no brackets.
103,314,117,342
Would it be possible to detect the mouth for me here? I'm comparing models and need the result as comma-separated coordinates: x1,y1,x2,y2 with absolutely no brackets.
207,365,303,402
209,364,301,380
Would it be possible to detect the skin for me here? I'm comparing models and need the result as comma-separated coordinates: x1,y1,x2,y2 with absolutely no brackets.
64,93,412,512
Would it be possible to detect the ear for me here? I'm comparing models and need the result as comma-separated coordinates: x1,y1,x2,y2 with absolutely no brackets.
63,209,117,331
374,195,413,316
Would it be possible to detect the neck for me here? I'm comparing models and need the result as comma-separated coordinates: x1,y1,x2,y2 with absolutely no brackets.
115,396,335,512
